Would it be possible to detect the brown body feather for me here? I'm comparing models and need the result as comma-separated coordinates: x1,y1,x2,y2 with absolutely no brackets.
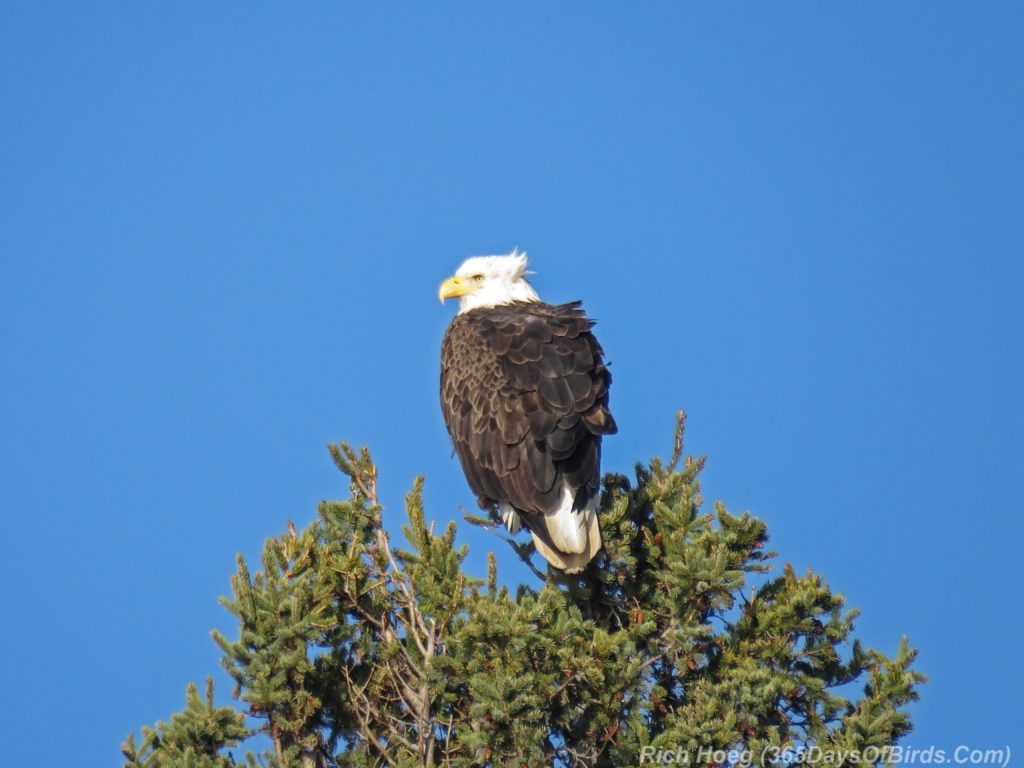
440,301,616,566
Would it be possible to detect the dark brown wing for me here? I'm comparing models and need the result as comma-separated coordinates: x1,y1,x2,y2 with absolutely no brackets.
440,301,616,518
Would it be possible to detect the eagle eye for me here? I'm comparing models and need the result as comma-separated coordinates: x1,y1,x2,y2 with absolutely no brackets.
472,274,485,282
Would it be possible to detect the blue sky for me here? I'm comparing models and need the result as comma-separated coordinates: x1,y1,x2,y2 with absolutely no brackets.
1,2,1022,764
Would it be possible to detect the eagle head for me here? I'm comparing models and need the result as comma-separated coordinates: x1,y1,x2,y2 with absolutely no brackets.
438,249,540,314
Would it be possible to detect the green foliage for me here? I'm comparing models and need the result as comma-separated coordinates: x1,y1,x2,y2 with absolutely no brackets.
125,416,924,767
121,678,248,768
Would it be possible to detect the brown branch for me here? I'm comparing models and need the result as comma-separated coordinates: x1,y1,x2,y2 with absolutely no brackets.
370,526,441,766
339,663,402,766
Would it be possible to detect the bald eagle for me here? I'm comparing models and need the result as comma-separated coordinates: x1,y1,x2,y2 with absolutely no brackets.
438,251,616,572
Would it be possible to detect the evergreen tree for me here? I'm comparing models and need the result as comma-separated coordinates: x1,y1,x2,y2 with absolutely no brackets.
124,414,924,767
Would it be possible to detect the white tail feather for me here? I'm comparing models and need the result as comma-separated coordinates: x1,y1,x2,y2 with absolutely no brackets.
548,482,588,554
499,482,603,573
532,482,602,573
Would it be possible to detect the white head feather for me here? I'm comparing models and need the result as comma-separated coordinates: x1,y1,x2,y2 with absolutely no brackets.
445,249,541,314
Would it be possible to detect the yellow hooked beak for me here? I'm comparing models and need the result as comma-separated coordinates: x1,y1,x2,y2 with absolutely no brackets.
438,275,473,303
